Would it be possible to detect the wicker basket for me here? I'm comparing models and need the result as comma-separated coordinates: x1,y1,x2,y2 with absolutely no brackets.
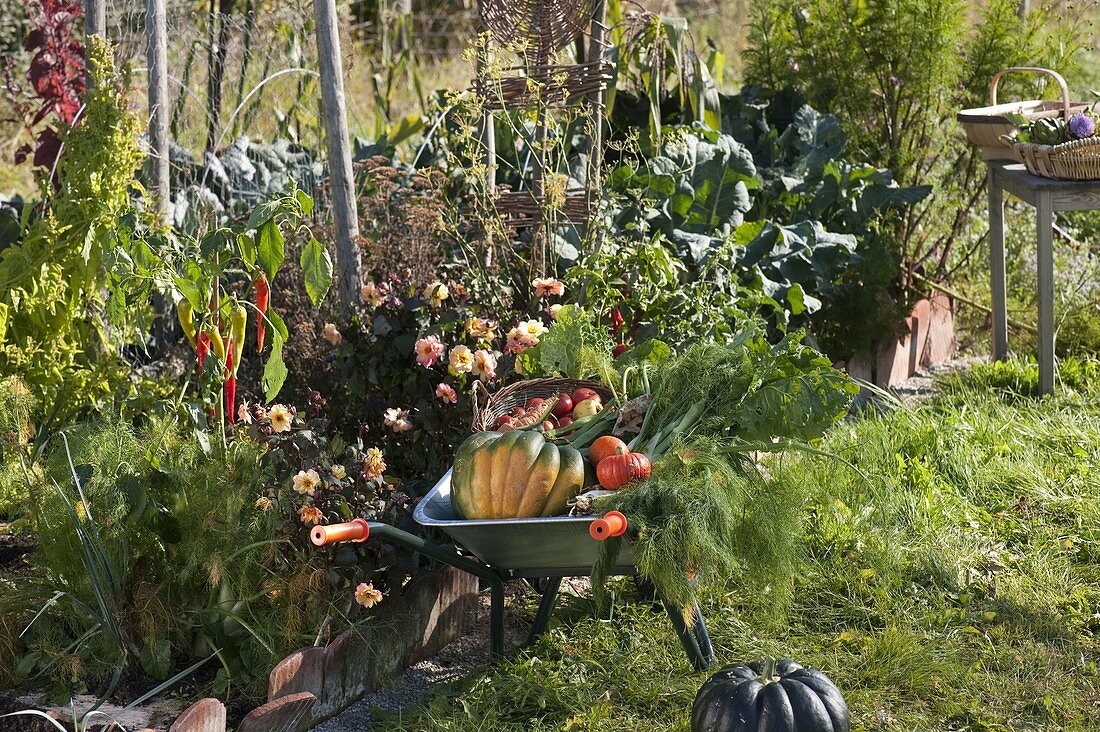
957,67,1087,162
471,377,614,432
1009,136,1100,180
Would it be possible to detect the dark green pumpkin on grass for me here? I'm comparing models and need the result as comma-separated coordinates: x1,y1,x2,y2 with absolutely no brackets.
451,430,585,519
692,659,849,732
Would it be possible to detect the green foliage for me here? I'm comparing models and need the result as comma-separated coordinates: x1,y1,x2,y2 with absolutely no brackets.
743,0,1093,293
514,305,614,381
7,413,357,702
632,329,858,452
0,376,34,518
247,398,418,584
371,362,1100,731
594,437,803,614
603,96,924,353
0,39,145,415
114,186,329,409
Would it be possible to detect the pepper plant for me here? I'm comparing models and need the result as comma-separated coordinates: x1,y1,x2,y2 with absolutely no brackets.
116,188,333,425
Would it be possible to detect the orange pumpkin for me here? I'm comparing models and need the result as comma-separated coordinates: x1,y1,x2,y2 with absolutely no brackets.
597,452,652,490
588,435,629,466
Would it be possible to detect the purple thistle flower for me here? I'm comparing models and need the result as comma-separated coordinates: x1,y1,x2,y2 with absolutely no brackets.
1068,113,1096,140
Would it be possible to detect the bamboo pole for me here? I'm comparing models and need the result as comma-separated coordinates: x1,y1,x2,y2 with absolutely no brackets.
147,0,171,225
476,0,496,267
315,0,362,308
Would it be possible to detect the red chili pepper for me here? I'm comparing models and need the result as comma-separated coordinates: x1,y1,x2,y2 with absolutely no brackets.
224,337,236,424
254,273,270,352
613,343,629,358
609,308,624,333
196,331,211,375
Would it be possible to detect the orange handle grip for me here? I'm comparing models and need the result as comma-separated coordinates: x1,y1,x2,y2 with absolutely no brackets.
311,518,370,546
589,511,628,541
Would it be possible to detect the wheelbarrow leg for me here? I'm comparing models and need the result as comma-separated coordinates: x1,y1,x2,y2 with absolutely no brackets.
661,598,714,671
489,576,505,660
527,576,564,645
689,602,715,669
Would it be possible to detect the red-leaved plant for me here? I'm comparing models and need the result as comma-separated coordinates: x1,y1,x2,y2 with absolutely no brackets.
5,0,85,172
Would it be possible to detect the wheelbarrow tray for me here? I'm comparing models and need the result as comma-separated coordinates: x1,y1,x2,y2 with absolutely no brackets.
414,469,634,577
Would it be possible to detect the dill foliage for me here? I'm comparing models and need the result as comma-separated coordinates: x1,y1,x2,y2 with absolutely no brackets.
593,435,804,615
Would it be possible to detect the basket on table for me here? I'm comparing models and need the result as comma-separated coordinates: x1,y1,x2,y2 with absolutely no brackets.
957,67,1088,162
471,377,614,432
1009,135,1100,181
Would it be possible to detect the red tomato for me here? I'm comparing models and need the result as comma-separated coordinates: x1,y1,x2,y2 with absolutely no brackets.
571,388,600,405
541,420,555,432
557,416,573,428
552,393,573,418
497,417,516,432
493,414,512,428
510,407,527,418
525,397,545,411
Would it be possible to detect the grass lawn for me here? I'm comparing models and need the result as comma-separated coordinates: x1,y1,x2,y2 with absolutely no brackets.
373,358,1100,731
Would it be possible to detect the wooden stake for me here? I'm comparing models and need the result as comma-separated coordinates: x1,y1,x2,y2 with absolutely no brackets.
84,0,106,85
147,0,171,225
315,0,362,308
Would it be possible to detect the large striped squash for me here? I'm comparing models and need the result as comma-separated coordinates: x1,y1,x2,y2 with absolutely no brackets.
451,431,585,519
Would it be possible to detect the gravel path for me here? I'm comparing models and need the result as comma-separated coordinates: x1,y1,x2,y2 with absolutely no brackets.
885,356,981,405
314,579,594,732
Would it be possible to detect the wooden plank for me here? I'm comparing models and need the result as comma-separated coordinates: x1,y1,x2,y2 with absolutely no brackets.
268,646,325,703
1036,190,1056,394
169,698,226,732
236,692,315,732
988,173,1008,361
314,0,362,309
989,162,1100,211
146,0,171,224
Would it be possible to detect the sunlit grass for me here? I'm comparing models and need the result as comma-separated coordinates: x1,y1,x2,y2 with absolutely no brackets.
372,357,1100,731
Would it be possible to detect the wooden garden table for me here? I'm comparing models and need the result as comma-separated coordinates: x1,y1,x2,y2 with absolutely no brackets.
987,160,1100,393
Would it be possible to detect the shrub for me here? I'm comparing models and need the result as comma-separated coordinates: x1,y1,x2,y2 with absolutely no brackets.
8,405,400,702
743,0,1093,290
0,39,144,418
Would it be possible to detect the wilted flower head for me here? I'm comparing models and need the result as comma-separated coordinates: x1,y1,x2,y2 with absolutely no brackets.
505,328,538,355
383,407,413,432
354,581,383,609
549,303,562,320
473,349,498,381
465,316,497,342
237,401,253,424
436,382,458,404
532,277,565,298
298,504,323,526
361,281,386,308
293,469,321,496
414,335,446,368
255,495,273,511
361,447,387,481
1069,112,1096,140
422,281,449,308
268,404,293,433
322,323,342,345
448,344,475,374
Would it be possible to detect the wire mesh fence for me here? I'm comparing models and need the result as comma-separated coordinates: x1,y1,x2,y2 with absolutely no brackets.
0,0,734,218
